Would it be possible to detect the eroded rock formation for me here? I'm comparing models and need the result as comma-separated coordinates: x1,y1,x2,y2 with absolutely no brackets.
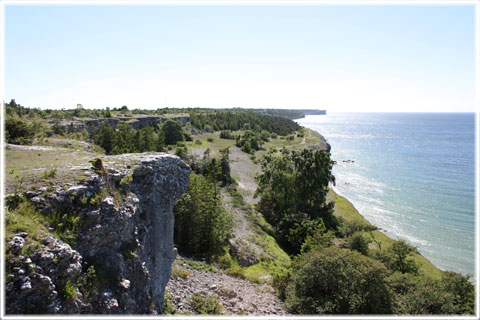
5,153,190,314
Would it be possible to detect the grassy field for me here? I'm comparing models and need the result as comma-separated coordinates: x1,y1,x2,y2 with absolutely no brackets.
5,144,96,194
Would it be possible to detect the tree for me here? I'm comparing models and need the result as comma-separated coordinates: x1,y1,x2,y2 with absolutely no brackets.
173,173,233,256
285,246,392,314
94,124,115,154
389,240,419,274
218,148,233,185
162,119,184,145
104,107,112,118
255,149,337,254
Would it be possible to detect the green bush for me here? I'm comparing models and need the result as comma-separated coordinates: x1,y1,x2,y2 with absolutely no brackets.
171,266,192,279
285,246,392,314
387,271,475,314
188,293,223,314
41,168,57,179
5,116,35,144
61,280,78,301
346,231,371,256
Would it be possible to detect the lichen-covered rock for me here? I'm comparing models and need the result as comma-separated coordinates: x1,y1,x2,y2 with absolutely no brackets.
5,153,190,314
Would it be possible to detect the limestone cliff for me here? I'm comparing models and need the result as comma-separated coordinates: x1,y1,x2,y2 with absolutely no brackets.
5,153,190,314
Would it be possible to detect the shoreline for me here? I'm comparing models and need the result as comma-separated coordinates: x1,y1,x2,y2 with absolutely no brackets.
327,187,444,279
300,123,446,279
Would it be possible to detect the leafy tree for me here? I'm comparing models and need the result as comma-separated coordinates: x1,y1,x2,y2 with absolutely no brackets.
285,246,392,314
162,119,184,145
255,149,336,254
389,240,419,274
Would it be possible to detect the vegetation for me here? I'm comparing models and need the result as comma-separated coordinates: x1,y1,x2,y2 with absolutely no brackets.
188,293,223,315
285,246,392,314
255,148,336,254
94,123,163,155
162,119,184,145
173,173,234,256
189,109,300,136
5,101,475,316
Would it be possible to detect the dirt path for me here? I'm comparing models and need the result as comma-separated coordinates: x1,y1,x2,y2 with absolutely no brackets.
228,147,260,205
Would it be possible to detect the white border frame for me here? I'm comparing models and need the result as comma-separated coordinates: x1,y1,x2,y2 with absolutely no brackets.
0,0,478,319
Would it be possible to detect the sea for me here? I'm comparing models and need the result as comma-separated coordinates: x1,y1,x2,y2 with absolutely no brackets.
297,113,476,277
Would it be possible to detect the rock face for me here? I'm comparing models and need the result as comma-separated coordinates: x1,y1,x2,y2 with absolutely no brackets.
5,153,190,314
45,115,190,133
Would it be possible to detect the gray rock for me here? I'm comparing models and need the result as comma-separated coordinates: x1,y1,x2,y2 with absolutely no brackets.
229,239,260,267
8,236,25,252
6,152,190,315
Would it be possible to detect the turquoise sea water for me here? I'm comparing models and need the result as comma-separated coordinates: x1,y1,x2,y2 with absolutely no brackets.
297,113,475,276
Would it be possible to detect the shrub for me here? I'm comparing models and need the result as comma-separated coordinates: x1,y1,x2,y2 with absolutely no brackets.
387,271,475,314
346,231,371,256
41,168,57,179
183,132,193,141
171,266,192,279
5,116,34,144
285,246,392,314
61,280,78,301
163,292,178,314
220,130,235,139
188,293,223,314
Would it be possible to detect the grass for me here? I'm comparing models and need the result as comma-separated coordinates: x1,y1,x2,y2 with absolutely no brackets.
171,265,193,279
224,186,291,283
329,188,443,280
175,256,221,273
5,146,95,194
184,132,237,150
5,200,48,242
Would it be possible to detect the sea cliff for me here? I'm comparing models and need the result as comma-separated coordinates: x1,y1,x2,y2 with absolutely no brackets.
6,150,190,314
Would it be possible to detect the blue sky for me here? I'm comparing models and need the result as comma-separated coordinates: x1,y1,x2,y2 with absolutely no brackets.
3,3,476,112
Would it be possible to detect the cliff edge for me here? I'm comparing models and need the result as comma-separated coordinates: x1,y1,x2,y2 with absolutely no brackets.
5,151,190,314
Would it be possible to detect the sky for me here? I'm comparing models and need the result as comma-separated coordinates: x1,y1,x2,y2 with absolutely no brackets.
2,2,476,112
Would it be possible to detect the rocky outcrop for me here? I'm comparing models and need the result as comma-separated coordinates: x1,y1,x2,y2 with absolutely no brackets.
5,153,190,314
46,115,190,133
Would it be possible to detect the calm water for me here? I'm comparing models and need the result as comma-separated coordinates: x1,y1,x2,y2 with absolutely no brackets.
297,113,475,276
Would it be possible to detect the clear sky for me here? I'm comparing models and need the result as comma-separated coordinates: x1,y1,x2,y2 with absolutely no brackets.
3,3,476,112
